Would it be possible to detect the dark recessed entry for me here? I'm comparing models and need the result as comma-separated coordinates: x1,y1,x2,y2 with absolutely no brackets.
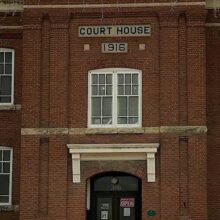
87,172,141,220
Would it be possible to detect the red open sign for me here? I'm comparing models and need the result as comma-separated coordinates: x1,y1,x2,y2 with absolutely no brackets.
120,198,135,208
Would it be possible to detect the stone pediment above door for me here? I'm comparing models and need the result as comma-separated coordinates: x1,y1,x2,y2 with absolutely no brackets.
67,143,159,183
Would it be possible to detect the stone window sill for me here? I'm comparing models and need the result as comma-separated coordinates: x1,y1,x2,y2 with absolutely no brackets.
0,205,19,212
0,104,21,111
85,127,145,134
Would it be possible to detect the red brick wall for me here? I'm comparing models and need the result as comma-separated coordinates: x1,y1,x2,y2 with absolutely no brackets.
18,5,208,220
0,2,209,220
0,14,22,220
206,9,220,220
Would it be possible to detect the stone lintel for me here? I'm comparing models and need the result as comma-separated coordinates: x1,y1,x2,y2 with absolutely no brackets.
68,143,159,183
21,126,207,136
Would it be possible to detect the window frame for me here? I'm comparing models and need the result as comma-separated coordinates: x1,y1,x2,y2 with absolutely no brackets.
0,48,15,105
88,68,142,128
0,146,13,206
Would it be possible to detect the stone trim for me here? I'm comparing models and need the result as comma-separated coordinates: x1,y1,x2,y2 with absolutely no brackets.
0,3,22,12
0,1,212,12
21,128,68,135
0,104,21,111
67,143,159,183
21,126,207,136
206,23,220,27
24,2,205,9
206,0,220,9
160,126,207,134
0,26,23,30
0,205,19,212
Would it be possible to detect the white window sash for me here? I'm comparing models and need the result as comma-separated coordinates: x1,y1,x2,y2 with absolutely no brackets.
0,48,15,105
88,68,142,128
0,146,13,206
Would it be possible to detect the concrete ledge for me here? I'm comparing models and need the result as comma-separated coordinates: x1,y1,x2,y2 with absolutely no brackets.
160,126,207,134
206,23,220,27
23,2,205,9
21,128,68,135
0,205,19,212
85,127,145,134
0,104,21,111
206,0,220,9
21,126,207,136
0,3,23,12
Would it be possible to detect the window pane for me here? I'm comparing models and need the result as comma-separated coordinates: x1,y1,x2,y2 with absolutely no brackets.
102,117,112,124
125,74,131,84
92,117,101,125
132,74,138,84
92,97,101,116
118,97,127,116
0,175,10,195
118,74,124,84
3,163,10,173
0,64,4,74
0,196,9,203
106,75,112,84
5,64,12,75
3,151,10,161
118,85,124,95
0,76,12,95
118,117,127,124
0,97,11,103
129,97,138,116
125,85,131,95
99,85,105,95
99,74,105,84
92,85,98,95
102,97,112,116
129,117,138,124
0,53,4,63
0,163,2,173
132,85,138,95
106,85,112,95
92,74,98,84
0,150,2,160
5,53,12,63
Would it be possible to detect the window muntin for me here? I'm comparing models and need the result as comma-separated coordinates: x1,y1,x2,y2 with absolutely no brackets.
0,147,13,205
0,49,14,105
89,68,142,128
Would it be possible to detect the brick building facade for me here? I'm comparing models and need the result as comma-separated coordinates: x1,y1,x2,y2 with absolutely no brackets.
0,0,219,220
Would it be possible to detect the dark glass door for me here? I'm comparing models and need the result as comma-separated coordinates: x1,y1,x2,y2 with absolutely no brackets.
96,195,113,220
95,192,138,220
118,193,137,220
91,173,141,220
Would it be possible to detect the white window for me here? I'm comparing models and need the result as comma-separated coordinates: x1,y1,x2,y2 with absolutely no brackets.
88,68,142,128
0,49,14,104
0,147,13,205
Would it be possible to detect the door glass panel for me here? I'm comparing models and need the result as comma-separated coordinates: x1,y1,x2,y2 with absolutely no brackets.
119,197,135,220
97,197,112,220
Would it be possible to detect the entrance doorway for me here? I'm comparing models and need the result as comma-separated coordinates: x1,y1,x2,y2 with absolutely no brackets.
88,172,141,220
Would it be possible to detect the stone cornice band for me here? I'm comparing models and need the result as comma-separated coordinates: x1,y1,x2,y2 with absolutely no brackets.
0,2,207,12
21,126,207,136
